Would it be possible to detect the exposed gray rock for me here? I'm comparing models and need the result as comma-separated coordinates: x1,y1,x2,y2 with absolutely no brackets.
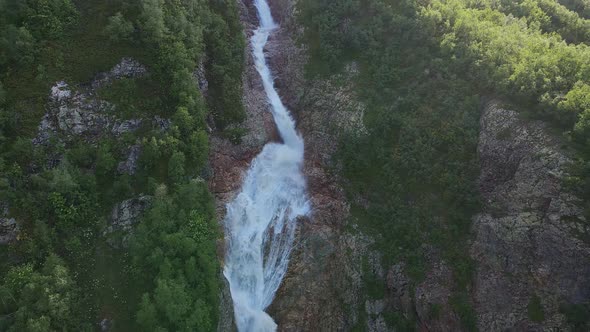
32,113,58,146
111,119,142,136
217,274,237,332
366,300,392,332
471,99,590,331
153,116,172,132
51,81,71,101
386,263,413,314
55,96,114,136
34,58,148,147
195,58,209,95
106,196,152,233
117,144,141,175
104,196,152,248
0,202,18,245
99,318,112,332
92,58,147,89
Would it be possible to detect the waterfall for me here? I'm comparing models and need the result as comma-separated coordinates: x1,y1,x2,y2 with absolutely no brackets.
222,0,311,331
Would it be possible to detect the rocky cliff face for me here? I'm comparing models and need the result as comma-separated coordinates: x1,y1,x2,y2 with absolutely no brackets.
471,100,590,331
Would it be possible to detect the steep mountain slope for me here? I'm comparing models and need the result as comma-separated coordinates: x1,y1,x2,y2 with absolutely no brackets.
0,0,244,330
232,0,590,331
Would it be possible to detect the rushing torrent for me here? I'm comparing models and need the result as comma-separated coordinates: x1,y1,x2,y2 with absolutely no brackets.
222,0,311,331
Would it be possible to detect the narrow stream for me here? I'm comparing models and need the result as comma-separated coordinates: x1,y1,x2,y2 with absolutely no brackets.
222,0,311,331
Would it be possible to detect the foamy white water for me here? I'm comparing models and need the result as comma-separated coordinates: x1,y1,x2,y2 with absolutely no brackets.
222,0,310,331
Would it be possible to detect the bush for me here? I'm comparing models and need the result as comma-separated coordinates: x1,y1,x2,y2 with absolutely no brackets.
104,12,134,43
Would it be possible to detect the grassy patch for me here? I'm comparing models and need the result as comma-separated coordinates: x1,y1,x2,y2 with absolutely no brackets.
528,295,545,322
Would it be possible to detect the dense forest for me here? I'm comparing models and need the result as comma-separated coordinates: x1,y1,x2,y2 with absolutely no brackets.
2,0,590,331
298,0,590,330
0,0,243,330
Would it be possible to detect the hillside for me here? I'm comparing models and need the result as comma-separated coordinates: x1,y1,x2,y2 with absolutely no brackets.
1,0,590,331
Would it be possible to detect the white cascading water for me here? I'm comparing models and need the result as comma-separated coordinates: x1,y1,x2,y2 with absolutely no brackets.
222,0,310,331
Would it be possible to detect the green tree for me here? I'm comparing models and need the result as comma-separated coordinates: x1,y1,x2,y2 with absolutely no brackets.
0,254,86,331
173,106,195,137
0,25,35,68
168,151,186,184
185,130,208,170
23,0,78,40
95,143,117,181
130,181,218,331
104,12,134,43
139,0,166,43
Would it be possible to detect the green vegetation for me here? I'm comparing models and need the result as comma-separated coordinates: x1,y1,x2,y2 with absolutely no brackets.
528,294,545,322
0,0,244,330
0,254,88,331
560,302,590,331
298,0,590,330
205,0,246,129
299,0,480,328
131,183,219,331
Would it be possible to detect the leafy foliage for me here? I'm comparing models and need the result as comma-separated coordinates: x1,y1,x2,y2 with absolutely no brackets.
299,0,590,329
130,182,219,331
0,0,244,330
0,254,90,331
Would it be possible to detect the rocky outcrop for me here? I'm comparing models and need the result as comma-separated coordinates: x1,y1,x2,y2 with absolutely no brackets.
91,58,147,89
103,196,152,248
385,251,463,331
108,196,152,232
217,275,237,332
35,58,148,146
117,144,141,175
0,202,18,245
194,58,209,95
471,100,590,331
